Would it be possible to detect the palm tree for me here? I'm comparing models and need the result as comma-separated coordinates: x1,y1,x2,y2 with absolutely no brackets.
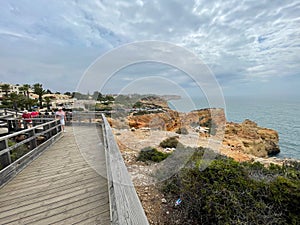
44,96,51,110
19,84,31,110
22,84,31,98
33,83,45,108
25,98,38,110
8,93,25,110
1,83,10,97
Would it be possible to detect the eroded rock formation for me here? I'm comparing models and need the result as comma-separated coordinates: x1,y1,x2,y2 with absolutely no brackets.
224,119,280,157
109,96,280,158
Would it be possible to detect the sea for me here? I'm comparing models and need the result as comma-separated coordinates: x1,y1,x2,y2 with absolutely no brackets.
169,96,300,160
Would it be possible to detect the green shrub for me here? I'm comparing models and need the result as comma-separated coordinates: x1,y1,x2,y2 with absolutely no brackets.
175,127,189,135
137,147,170,162
162,149,300,225
133,101,143,108
8,139,30,163
159,137,179,148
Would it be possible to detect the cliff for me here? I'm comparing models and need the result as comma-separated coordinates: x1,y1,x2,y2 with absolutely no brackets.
224,119,280,157
109,96,280,159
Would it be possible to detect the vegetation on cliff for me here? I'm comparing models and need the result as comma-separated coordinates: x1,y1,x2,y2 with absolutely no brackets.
137,147,170,163
162,147,300,225
159,137,179,148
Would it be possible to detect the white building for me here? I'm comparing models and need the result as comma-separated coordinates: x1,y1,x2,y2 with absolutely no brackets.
1,83,20,97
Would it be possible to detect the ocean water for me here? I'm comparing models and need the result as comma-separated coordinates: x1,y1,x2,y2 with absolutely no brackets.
169,97,300,160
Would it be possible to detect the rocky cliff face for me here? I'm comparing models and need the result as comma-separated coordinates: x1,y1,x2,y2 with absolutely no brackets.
224,119,280,157
127,110,181,131
109,105,280,158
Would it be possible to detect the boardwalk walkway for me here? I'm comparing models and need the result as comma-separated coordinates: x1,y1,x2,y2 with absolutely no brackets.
0,125,110,224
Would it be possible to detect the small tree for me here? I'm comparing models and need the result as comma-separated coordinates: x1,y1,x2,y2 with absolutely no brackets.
7,93,25,110
1,84,10,97
33,83,45,108
44,97,51,110
19,84,31,110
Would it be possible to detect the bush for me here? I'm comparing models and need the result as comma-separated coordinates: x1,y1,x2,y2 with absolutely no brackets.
133,101,143,108
175,127,189,135
159,137,179,148
162,149,300,225
137,147,170,162
8,139,30,162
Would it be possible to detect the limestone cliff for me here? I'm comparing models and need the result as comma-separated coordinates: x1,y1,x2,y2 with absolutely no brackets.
128,110,181,131
224,119,280,157
109,98,280,158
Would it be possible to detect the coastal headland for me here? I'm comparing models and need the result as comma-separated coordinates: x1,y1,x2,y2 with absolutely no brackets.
106,95,299,224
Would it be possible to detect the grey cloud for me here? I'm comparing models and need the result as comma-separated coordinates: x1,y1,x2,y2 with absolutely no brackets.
0,0,299,96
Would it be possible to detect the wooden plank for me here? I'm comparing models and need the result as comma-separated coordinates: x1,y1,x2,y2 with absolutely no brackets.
0,177,103,207
0,125,110,224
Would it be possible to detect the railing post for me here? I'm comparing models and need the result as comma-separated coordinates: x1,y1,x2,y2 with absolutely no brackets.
50,120,58,136
56,120,62,133
28,129,37,150
12,119,18,132
22,120,27,129
7,120,12,133
0,139,11,169
32,119,36,127
66,113,72,126
43,123,50,140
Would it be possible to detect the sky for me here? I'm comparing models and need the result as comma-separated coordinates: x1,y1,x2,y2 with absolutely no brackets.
0,0,299,98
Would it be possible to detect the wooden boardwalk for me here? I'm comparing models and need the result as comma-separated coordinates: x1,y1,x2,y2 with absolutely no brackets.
0,125,110,225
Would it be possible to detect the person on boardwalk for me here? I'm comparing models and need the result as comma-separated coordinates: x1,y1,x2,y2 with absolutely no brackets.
30,109,39,118
55,107,66,132
22,110,32,128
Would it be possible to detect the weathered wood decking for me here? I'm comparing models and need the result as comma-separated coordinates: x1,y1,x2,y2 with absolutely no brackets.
0,126,110,224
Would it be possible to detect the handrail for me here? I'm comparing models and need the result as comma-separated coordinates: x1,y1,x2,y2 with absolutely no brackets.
1,117,58,134
0,119,63,186
0,108,22,117
0,119,60,148
101,114,149,225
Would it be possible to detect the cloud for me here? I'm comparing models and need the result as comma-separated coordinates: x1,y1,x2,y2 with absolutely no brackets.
0,0,299,96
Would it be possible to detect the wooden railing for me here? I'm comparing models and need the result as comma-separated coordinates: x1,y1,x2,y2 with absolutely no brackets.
101,114,149,225
0,108,22,117
71,111,106,124
0,119,63,186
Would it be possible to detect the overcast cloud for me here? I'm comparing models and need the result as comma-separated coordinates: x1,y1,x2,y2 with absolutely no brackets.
0,0,299,97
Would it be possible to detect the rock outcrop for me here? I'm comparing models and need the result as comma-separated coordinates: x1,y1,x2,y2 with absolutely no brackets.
224,119,280,157
127,110,180,131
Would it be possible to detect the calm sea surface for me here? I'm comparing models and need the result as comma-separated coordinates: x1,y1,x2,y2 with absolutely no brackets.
169,97,300,160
